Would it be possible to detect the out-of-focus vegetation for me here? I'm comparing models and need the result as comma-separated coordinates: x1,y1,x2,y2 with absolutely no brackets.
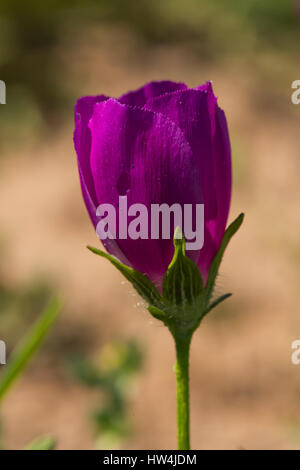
70,340,143,449
0,0,298,144
0,298,61,449
0,297,61,402
0,276,53,345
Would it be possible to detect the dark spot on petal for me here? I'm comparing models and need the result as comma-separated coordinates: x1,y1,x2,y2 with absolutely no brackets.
117,172,131,195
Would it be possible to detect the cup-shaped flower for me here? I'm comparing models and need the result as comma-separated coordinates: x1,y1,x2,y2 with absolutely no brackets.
74,81,232,291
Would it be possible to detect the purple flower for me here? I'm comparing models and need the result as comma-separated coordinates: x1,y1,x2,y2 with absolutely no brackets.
74,80,231,290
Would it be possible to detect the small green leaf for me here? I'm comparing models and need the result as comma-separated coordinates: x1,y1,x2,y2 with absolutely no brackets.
87,246,162,307
25,435,56,450
0,297,62,403
205,213,244,303
147,305,167,322
162,228,203,306
203,293,232,316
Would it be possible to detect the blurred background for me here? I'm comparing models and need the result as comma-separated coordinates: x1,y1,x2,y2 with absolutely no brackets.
0,0,300,450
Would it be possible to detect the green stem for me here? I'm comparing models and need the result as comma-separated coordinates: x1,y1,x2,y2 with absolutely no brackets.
173,330,193,450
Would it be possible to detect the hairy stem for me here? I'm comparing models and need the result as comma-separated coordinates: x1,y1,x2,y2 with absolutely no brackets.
173,330,193,450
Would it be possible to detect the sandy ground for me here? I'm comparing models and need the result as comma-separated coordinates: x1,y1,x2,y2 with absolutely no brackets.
1,27,300,449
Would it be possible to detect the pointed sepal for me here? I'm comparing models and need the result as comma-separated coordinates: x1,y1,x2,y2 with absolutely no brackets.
147,305,168,322
162,227,203,307
203,293,232,317
87,245,163,308
204,213,244,305
87,213,244,331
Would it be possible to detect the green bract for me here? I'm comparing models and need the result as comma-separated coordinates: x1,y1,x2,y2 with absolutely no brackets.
88,213,244,337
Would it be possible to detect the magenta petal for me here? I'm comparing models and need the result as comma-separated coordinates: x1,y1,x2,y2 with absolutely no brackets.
144,87,217,219
118,80,187,107
88,98,202,287
74,82,232,289
74,95,108,219
144,84,231,281
196,107,232,280
74,96,134,266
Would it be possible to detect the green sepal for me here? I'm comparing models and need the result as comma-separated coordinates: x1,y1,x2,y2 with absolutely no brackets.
203,293,232,317
88,213,244,330
87,246,163,309
162,228,203,307
147,305,168,322
204,213,244,305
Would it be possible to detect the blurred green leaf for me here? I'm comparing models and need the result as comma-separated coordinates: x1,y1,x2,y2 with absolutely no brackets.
70,340,143,449
25,435,56,450
0,297,62,403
